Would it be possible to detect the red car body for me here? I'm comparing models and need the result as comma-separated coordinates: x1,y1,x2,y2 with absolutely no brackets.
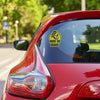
2,10,100,100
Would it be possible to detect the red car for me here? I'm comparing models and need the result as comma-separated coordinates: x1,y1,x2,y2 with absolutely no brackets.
2,10,100,100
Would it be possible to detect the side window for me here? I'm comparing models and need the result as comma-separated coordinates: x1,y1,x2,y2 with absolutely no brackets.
38,38,42,47
38,19,100,64
38,21,75,64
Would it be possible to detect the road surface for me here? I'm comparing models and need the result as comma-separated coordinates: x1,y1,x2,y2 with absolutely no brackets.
0,44,26,99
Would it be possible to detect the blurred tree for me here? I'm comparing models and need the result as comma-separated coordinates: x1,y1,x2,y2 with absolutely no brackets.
43,0,81,12
86,0,100,10
43,0,100,13
1,0,100,40
18,0,42,36
0,0,48,39
7,0,48,38
84,25,100,43
0,0,7,36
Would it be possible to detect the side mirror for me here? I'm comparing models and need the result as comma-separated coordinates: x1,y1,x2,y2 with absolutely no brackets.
13,40,29,50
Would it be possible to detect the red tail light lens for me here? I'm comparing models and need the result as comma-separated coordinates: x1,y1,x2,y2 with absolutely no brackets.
78,81,100,99
8,44,54,99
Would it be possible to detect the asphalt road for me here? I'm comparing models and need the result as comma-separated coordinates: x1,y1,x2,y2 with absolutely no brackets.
0,44,26,99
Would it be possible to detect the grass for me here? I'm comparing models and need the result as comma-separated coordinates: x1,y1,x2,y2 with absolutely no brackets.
89,43,100,50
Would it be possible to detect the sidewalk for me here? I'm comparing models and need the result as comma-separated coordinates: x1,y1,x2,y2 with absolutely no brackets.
0,47,26,99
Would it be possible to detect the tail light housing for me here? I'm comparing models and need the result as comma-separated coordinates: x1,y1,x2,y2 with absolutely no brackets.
8,44,54,99
78,81,100,99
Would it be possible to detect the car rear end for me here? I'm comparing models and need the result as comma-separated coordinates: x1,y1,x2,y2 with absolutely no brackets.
2,11,100,100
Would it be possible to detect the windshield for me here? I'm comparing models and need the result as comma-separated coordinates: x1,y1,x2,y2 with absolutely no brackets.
38,19,100,63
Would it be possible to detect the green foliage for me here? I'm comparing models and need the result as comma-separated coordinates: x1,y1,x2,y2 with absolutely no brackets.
1,0,100,40
0,7,3,20
18,0,48,35
43,0,100,13
86,0,100,10
84,25,100,43
0,0,48,39
43,0,81,12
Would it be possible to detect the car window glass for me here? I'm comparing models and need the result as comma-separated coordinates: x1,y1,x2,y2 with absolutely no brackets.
38,19,100,63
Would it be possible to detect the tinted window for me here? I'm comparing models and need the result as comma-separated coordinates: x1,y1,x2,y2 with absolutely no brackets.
38,19,100,63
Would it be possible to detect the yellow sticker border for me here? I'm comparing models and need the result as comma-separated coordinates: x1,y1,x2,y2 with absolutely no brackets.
49,30,61,47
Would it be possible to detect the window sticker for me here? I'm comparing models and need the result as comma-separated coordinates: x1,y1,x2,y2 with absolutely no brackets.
49,30,61,47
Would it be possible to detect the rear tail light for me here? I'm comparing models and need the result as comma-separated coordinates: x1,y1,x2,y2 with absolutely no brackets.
78,81,100,99
8,44,54,99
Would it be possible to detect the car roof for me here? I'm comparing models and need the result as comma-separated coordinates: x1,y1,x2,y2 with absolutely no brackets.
41,10,100,25
36,11,100,38
31,10,100,45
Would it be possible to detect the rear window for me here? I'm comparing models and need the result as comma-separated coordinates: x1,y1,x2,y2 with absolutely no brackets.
38,19,100,63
